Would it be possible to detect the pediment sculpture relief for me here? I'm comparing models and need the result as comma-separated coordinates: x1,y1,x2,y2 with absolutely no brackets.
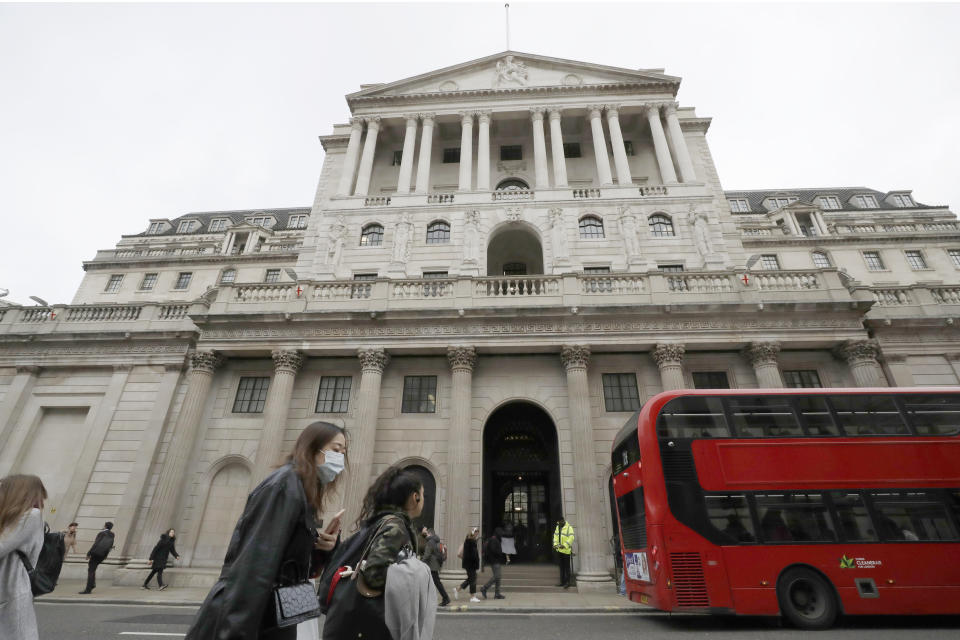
494,55,529,87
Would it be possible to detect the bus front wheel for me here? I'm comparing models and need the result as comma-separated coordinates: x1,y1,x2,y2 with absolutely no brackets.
776,567,839,630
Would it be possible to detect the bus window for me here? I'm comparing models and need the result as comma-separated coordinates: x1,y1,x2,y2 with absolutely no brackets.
901,395,960,436
829,491,877,541
617,487,647,549
656,396,729,439
794,396,839,436
830,395,908,436
869,491,958,541
726,397,802,437
612,432,640,475
756,493,836,543
705,494,755,543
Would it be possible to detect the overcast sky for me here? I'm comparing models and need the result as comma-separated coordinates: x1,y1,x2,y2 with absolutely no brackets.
2,1,958,305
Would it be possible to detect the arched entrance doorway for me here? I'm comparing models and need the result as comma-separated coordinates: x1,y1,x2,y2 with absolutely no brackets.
403,464,436,535
486,224,544,276
483,402,561,563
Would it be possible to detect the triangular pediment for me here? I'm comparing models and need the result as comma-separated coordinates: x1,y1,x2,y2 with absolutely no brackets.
348,51,679,102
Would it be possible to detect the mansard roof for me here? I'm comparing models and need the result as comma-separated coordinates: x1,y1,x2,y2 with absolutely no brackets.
346,50,681,105
129,207,310,237
723,187,943,214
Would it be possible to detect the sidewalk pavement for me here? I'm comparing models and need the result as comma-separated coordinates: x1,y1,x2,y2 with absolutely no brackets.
38,580,652,614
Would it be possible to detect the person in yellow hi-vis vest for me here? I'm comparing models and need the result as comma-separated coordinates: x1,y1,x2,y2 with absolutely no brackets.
552,516,575,588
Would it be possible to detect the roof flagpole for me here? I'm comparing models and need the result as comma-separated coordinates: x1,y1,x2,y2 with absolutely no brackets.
505,3,510,50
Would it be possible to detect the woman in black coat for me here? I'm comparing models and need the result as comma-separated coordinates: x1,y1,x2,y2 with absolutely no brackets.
143,529,179,590
185,421,348,640
457,527,481,601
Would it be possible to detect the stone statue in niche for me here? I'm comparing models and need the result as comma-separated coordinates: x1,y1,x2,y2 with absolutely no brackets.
549,208,570,264
392,213,413,264
494,55,529,87
326,215,348,268
462,210,480,265
688,206,715,260
618,208,643,264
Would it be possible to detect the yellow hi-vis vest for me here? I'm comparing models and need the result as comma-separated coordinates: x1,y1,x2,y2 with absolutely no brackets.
553,522,575,555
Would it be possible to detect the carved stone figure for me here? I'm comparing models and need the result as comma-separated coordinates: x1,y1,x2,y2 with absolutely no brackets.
505,207,522,222
392,213,413,263
689,206,714,258
463,210,480,264
326,215,348,268
494,55,529,87
618,209,642,263
549,208,569,263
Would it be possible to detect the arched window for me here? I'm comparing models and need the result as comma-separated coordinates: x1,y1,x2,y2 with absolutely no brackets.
219,268,236,284
360,223,383,246
426,220,450,244
648,214,674,237
811,251,831,268
495,178,530,191
578,215,605,239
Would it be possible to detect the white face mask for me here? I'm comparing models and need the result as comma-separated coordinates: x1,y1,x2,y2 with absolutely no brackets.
317,450,345,483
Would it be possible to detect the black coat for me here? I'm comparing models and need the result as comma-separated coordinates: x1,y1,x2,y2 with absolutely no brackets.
87,529,115,559
149,534,179,570
460,537,479,571
484,535,506,566
185,464,324,640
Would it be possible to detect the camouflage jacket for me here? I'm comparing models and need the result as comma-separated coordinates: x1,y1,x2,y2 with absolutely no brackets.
359,508,417,591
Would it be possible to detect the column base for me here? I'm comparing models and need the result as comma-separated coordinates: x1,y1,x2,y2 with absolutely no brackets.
574,571,615,593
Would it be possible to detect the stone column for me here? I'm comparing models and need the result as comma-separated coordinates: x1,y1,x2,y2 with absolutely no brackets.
813,211,830,235
559,345,612,588
414,113,435,194
135,351,223,557
458,112,474,191
476,111,491,191
530,108,550,189
645,104,678,184
744,342,784,388
652,344,686,390
838,340,885,387
587,105,614,186
396,115,419,194
249,350,305,490
548,109,569,187
354,116,381,197
441,346,477,581
336,117,364,196
662,103,696,183
605,105,633,186
342,348,390,528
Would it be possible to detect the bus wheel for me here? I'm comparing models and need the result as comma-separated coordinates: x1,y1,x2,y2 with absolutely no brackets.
776,567,838,630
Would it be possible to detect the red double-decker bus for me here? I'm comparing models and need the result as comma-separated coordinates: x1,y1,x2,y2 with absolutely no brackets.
611,388,960,629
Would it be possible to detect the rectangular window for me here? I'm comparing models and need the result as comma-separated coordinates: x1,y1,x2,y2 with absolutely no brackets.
264,268,281,283
288,214,307,229
104,274,124,293
563,142,581,158
209,218,228,232
783,370,822,388
949,249,960,269
706,494,756,544
692,371,730,389
316,376,352,413
768,197,797,209
602,373,641,412
422,271,448,279
855,194,878,208
177,220,194,234
138,273,158,291
391,150,403,166
869,491,957,541
623,140,634,156
902,394,960,435
500,145,522,161
811,252,831,268
760,254,780,270
727,198,750,213
442,148,460,164
233,376,270,413
583,266,611,274
830,491,878,542
220,268,236,284
830,394,907,436
795,396,839,436
173,272,193,290
819,196,841,210
755,493,836,543
863,251,885,271
402,376,437,413
904,250,928,270
147,221,165,235
617,487,647,549
658,264,684,273
727,396,803,437
892,194,914,207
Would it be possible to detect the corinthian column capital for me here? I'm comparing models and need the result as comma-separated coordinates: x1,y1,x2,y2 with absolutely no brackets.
548,108,563,121
662,102,679,116
652,343,685,367
190,351,223,374
447,346,478,372
271,350,304,374
836,339,880,365
419,112,436,124
585,105,604,120
560,344,591,371
604,104,621,118
364,115,382,127
349,117,365,130
529,107,546,120
477,110,492,124
744,341,781,367
358,347,390,373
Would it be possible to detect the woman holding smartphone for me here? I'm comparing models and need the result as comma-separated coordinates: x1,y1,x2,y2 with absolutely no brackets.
186,421,348,640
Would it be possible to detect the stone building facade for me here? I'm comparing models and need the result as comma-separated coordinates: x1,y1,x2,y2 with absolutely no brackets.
1,51,959,589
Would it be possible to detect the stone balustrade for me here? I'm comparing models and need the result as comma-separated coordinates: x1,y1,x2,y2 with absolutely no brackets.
753,271,820,291
580,274,646,295
932,288,960,304
572,188,601,199
476,275,561,297
0,301,201,334
65,305,142,322
426,194,455,204
872,288,912,306
491,189,534,202
391,279,455,299
638,186,669,196
667,273,735,293
363,196,391,206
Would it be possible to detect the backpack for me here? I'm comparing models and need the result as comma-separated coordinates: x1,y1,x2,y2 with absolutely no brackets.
437,541,447,565
18,523,66,596
89,530,114,558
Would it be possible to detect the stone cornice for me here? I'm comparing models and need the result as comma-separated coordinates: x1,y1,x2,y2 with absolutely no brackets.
319,134,350,151
83,250,301,271
741,231,960,247
678,118,712,133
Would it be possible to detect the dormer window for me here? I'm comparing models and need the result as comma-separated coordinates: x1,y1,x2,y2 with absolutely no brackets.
288,214,307,229
177,220,196,234
854,194,878,209
767,197,797,210
892,194,914,207
819,196,841,210
147,221,165,235
209,218,229,232
248,216,273,228
727,198,750,213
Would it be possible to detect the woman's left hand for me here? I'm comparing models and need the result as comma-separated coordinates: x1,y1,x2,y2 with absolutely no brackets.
315,530,338,551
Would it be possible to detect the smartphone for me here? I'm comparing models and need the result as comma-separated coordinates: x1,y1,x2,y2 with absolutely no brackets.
325,509,346,534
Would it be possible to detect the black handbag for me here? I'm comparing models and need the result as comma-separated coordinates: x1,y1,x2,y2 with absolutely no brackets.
273,560,321,628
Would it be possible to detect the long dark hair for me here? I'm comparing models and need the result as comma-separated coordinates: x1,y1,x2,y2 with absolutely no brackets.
286,421,347,514
0,475,47,536
356,465,422,528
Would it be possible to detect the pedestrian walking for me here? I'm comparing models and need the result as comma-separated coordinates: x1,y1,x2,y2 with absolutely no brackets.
0,474,47,640
500,522,516,564
454,527,480,602
185,421,347,640
62,522,78,557
79,521,115,594
421,527,450,606
479,527,506,600
142,528,179,590
552,516,575,588
322,465,436,640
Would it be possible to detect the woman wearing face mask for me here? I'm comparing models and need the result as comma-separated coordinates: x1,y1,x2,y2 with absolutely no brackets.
186,421,347,640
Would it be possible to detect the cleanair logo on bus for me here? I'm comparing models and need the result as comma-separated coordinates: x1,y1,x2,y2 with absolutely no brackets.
840,554,882,569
